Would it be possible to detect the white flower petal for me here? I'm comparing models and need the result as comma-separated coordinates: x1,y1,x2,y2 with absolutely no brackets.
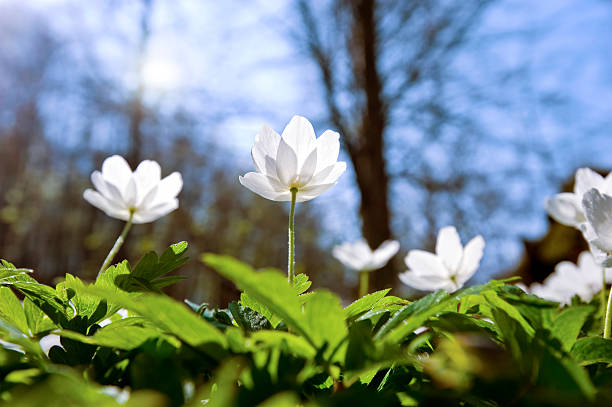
281,115,317,166
83,189,112,213
296,182,335,202
371,240,400,269
603,172,612,194
276,137,298,187
582,189,612,252
239,172,285,201
405,250,449,278
435,226,463,272
83,189,130,221
252,125,281,175
91,171,112,199
101,155,133,192
123,178,138,207
546,193,584,227
132,199,178,224
155,172,183,203
457,235,485,284
575,167,605,197
133,160,161,200
102,179,126,206
399,271,455,292
296,148,317,186
139,185,159,210
333,245,367,270
315,130,340,173
310,162,346,186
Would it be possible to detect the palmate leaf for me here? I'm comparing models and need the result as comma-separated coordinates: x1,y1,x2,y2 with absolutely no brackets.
203,254,314,346
344,289,391,320
228,302,272,332
68,284,227,352
0,260,66,322
304,290,348,362
374,280,510,344
24,297,56,336
59,317,165,350
6,275,67,326
127,241,189,291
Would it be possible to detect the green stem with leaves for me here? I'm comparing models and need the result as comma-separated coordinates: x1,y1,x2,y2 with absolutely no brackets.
98,211,134,277
359,271,369,298
288,188,297,285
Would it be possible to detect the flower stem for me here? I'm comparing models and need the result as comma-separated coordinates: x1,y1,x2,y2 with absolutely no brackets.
359,271,369,298
288,188,297,286
604,269,612,339
602,267,607,335
98,212,134,277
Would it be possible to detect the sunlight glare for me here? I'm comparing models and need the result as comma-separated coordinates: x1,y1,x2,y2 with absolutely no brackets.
141,58,181,91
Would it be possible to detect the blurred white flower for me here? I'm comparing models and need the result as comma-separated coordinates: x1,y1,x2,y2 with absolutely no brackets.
522,251,611,304
39,334,61,355
399,226,485,293
239,115,346,202
333,239,400,272
83,155,182,224
100,386,131,404
546,168,612,227
99,308,129,328
581,188,612,266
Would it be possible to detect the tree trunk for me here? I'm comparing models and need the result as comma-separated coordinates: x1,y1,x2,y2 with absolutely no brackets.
348,0,395,291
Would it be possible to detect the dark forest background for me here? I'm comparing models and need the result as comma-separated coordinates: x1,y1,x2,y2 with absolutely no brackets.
1,0,611,305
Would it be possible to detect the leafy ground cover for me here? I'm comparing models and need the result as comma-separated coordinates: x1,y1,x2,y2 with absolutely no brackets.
1,242,611,406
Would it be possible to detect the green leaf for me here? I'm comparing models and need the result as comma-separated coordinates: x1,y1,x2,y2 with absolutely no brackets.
203,254,312,346
248,331,316,359
0,287,29,335
374,290,449,343
8,276,67,326
375,281,508,344
344,289,391,320
228,302,272,332
292,273,312,295
256,392,301,407
0,319,42,356
304,290,348,361
493,307,596,400
72,285,227,351
570,337,612,365
94,260,131,292
482,291,535,337
130,241,189,287
24,297,56,336
551,305,594,351
240,292,279,327
59,318,164,350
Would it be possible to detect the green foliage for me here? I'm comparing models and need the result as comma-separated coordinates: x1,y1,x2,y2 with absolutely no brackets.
1,249,612,406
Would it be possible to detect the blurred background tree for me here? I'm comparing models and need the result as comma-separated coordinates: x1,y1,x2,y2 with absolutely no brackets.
0,0,611,304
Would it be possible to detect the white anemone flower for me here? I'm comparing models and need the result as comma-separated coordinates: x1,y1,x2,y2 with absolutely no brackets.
239,115,346,202
581,188,612,266
333,239,400,272
83,155,183,224
399,226,485,293
522,251,611,304
546,168,612,228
